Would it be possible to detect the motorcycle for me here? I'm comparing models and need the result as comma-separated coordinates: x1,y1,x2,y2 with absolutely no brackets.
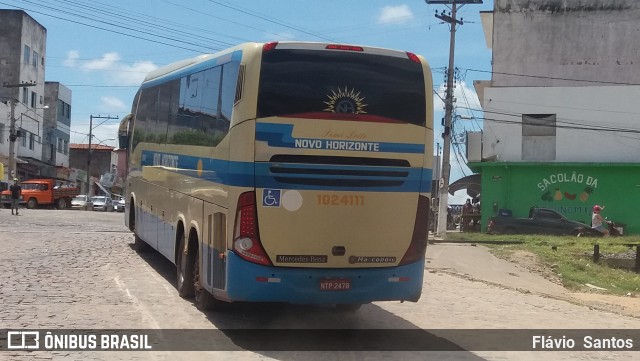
606,219,623,237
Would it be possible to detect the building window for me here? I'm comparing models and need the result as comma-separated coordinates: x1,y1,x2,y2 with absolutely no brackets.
21,131,27,147
0,124,4,144
522,114,556,161
32,51,38,69
29,133,35,150
23,45,30,65
57,137,63,153
31,91,37,108
22,88,28,104
63,140,68,155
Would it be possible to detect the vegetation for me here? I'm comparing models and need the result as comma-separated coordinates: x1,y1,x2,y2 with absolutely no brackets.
444,232,640,296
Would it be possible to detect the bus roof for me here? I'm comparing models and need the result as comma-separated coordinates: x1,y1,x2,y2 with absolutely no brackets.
141,42,424,88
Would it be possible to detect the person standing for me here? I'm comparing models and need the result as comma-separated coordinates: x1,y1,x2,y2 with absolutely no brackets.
10,178,21,216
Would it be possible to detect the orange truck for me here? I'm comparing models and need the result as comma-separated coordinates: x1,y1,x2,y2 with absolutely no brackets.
1,178,80,210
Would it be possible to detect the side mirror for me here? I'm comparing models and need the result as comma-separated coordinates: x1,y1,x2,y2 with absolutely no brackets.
118,134,129,150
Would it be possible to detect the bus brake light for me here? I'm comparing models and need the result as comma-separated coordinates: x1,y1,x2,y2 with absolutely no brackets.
326,44,364,52
233,191,272,266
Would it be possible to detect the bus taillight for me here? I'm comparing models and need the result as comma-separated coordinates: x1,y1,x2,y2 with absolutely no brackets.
399,195,429,265
233,191,272,266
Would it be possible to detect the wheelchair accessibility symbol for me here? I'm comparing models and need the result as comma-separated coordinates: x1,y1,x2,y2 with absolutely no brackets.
262,189,281,207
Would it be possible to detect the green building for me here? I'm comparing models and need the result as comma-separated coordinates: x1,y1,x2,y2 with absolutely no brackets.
469,163,640,235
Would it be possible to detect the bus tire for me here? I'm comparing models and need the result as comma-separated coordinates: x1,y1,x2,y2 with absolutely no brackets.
176,235,195,298
194,247,217,311
27,198,38,209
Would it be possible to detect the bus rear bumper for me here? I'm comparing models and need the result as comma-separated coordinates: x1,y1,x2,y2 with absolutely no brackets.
225,252,424,304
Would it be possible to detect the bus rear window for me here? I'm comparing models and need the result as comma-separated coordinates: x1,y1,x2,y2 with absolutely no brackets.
257,49,426,126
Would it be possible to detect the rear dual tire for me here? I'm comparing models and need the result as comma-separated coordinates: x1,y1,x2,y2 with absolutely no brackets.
176,234,217,311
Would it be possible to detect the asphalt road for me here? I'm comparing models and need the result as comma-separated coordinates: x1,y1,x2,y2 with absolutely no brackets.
1,209,639,360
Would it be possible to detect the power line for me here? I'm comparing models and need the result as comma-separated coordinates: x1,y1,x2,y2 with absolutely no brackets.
463,67,640,86
162,0,288,42
0,1,209,53
205,0,337,42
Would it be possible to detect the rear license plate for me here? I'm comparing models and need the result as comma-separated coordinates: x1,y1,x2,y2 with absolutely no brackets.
319,278,351,291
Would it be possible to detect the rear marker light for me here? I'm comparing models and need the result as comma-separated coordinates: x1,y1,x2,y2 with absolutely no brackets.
256,277,281,283
406,52,420,63
326,44,364,52
263,41,278,52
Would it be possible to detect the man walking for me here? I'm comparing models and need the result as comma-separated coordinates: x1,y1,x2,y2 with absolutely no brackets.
10,178,21,215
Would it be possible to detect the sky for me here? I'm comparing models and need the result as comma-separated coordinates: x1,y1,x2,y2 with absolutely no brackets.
2,0,493,203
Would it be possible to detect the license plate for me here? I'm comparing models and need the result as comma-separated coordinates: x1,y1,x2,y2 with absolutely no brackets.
319,278,351,291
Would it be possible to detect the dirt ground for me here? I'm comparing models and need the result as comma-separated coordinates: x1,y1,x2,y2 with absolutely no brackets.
501,249,640,317
427,243,640,319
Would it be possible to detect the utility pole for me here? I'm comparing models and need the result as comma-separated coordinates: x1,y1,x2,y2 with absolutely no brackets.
86,114,118,197
2,81,36,182
426,0,482,239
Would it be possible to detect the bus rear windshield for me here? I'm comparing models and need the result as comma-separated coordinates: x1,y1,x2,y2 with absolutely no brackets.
257,49,426,126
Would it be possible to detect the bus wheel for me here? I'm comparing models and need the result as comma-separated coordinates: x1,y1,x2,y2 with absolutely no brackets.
27,198,38,209
335,304,363,312
176,235,195,298
194,248,217,311
56,198,67,210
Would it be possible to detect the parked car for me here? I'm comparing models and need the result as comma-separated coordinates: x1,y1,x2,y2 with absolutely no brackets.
487,207,601,236
71,195,93,210
113,198,125,212
91,196,114,212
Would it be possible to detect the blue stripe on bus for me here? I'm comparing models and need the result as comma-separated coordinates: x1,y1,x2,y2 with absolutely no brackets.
256,123,425,154
141,150,432,192
224,251,424,304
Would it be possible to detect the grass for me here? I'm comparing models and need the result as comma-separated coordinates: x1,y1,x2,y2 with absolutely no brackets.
443,232,640,296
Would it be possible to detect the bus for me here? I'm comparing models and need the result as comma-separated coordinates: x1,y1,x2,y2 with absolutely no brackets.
121,41,433,311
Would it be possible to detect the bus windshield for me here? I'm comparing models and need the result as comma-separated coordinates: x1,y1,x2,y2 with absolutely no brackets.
257,49,426,126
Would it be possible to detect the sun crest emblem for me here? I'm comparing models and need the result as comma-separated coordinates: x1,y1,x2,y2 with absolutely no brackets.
323,87,367,114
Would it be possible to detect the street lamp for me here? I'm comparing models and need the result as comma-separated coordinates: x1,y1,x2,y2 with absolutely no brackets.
86,138,115,197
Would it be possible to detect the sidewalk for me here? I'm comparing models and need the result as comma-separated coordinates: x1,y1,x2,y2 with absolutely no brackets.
425,239,640,318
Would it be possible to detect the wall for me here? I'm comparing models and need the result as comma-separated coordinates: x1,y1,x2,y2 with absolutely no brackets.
477,162,640,234
482,85,640,162
493,0,640,87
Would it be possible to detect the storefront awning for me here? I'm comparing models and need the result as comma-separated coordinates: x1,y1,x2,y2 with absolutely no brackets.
449,174,481,198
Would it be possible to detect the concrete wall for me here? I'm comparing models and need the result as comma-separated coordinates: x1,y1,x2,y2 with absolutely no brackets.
44,82,72,168
482,85,640,162
492,0,640,87
0,10,47,165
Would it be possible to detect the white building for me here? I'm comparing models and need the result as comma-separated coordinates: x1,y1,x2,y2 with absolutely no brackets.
469,0,640,234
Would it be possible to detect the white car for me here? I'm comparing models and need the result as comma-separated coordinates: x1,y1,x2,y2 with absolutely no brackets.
91,196,114,212
113,198,125,212
71,195,92,210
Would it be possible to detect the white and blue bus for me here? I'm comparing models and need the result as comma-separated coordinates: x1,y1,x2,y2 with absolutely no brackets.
122,41,434,311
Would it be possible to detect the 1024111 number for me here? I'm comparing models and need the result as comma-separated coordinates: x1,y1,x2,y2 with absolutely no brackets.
316,194,364,206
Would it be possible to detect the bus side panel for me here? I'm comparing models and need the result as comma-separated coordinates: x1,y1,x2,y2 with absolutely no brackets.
225,252,424,304
203,202,228,291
